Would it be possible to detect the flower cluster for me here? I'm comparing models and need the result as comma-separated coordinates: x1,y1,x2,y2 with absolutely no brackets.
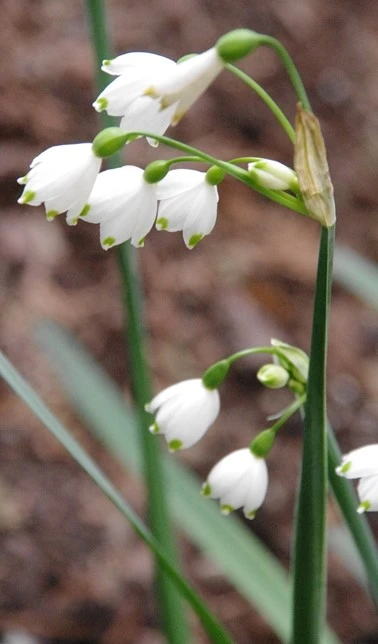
336,444,378,513
18,146,219,250
17,30,301,252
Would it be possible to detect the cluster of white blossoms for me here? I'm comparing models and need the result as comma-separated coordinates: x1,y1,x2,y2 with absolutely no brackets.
17,29,299,252
18,149,219,250
336,444,378,513
145,376,269,519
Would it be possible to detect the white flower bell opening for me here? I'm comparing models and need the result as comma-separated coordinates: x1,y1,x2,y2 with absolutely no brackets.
17,143,101,224
336,444,378,513
156,169,219,248
79,166,158,249
145,378,220,451
202,448,268,519
146,48,224,125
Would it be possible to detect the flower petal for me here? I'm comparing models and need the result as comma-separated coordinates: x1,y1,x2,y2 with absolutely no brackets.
336,444,378,478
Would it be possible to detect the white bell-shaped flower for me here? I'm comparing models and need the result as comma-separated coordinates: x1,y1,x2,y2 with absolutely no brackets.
202,448,268,519
147,48,224,125
93,53,177,146
155,169,219,248
79,166,157,249
336,444,378,513
145,378,220,451
17,143,101,223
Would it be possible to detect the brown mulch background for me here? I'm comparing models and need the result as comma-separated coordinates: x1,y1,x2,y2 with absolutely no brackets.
0,1,377,642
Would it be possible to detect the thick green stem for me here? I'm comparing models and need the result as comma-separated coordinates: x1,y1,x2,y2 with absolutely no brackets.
327,426,378,606
85,2,190,641
291,225,335,644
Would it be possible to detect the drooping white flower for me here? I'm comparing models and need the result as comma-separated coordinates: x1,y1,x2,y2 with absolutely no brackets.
146,48,224,125
93,48,224,141
202,448,268,519
336,444,378,513
79,166,158,249
93,53,177,146
17,143,101,223
155,169,219,248
145,378,220,451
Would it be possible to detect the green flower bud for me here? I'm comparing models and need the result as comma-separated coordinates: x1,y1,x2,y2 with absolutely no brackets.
294,104,336,228
271,339,309,385
257,364,289,389
92,127,128,158
202,359,230,390
143,160,170,184
216,29,262,63
250,429,275,458
205,165,225,186
248,158,298,192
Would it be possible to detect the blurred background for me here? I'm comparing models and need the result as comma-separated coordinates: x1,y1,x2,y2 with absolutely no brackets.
0,0,377,642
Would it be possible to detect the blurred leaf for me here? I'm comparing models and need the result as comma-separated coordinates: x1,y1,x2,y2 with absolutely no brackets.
35,320,340,644
334,245,378,311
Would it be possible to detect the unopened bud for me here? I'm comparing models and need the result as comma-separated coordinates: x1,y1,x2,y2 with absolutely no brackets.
257,364,289,389
294,104,336,228
271,339,309,385
216,29,262,63
248,158,298,191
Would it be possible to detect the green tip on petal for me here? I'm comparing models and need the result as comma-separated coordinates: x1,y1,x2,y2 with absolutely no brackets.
18,190,36,205
188,233,204,249
156,217,169,231
357,501,371,514
17,175,28,185
95,97,108,112
220,504,234,516
46,210,59,221
168,439,183,453
80,204,91,217
137,238,145,247
102,236,116,249
102,59,111,66
201,482,212,497
149,421,160,435
245,509,257,520
337,461,352,475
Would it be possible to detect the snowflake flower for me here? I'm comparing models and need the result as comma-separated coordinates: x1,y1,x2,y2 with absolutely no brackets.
145,378,220,451
155,169,219,248
336,444,378,513
17,143,101,223
79,166,157,249
202,448,268,519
